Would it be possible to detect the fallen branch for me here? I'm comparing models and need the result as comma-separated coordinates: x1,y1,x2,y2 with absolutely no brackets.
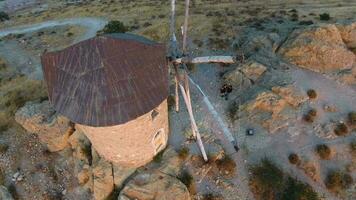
174,56,235,64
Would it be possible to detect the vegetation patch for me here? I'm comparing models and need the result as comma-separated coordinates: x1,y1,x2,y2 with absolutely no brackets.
319,13,331,21
288,153,300,165
216,154,236,175
177,169,194,190
227,101,239,122
249,159,318,200
307,89,317,99
334,123,348,136
325,170,353,193
303,109,317,123
202,193,223,200
0,11,9,22
177,147,189,160
348,111,356,125
315,144,331,160
99,20,128,34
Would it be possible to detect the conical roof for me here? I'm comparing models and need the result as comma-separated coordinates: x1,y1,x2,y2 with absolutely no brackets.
41,33,168,127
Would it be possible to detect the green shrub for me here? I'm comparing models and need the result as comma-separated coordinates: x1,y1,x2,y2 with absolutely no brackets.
348,111,356,125
307,89,317,99
281,177,319,200
319,13,330,21
315,144,331,160
325,171,353,193
0,11,9,22
100,20,128,34
334,123,348,136
288,153,300,165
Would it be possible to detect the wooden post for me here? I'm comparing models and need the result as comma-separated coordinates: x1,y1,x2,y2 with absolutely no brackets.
179,83,208,161
183,71,195,138
182,0,190,54
174,72,179,112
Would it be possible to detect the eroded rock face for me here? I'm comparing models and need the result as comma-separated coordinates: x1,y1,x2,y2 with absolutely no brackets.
279,24,355,72
118,172,191,200
337,22,356,49
15,101,72,152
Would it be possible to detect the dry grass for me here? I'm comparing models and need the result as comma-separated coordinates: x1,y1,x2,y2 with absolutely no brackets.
325,170,353,194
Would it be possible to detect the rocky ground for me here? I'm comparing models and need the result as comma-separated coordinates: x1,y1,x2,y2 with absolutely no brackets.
0,0,355,200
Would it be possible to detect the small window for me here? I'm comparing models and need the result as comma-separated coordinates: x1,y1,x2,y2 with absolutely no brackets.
151,109,159,120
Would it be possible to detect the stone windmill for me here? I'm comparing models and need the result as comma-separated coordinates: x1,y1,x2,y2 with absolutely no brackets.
168,0,237,161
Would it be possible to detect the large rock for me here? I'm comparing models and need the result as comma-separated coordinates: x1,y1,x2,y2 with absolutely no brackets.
271,85,307,107
223,68,251,88
118,172,191,200
92,159,114,200
279,24,355,72
15,101,72,152
337,22,356,49
240,61,267,82
0,186,14,200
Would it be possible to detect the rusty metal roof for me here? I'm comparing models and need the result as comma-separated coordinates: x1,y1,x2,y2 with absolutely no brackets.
41,33,168,127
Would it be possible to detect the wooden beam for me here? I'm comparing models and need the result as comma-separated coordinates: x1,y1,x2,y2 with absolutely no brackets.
174,71,179,112
182,0,190,54
179,83,208,161
174,56,235,64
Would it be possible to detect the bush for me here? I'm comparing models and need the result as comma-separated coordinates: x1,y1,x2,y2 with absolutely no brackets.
307,89,317,99
334,123,348,136
319,13,330,21
288,153,300,165
227,101,239,122
348,111,356,125
315,144,331,160
303,109,317,123
325,171,353,193
281,177,319,200
100,20,128,34
178,147,189,160
0,11,9,22
249,159,318,200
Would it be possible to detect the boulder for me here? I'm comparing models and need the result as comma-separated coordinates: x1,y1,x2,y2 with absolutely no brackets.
15,101,73,152
157,147,184,177
0,186,14,200
223,68,251,89
240,61,267,82
279,24,355,72
113,165,136,190
118,172,191,200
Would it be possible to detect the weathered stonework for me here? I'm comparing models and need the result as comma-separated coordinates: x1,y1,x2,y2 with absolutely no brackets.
77,100,169,168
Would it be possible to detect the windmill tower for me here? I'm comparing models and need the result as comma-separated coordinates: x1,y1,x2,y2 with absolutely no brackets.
168,0,237,161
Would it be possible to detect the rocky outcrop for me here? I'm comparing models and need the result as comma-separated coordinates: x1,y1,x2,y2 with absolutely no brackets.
118,172,190,200
245,85,307,133
15,101,73,152
118,147,190,200
223,60,267,88
279,24,355,72
0,186,14,200
336,22,356,49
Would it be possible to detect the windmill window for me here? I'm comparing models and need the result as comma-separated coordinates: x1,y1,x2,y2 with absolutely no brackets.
152,128,165,154
151,109,159,120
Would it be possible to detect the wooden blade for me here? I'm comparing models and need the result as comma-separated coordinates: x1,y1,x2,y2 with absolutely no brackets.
170,0,178,58
174,55,235,64
182,0,190,54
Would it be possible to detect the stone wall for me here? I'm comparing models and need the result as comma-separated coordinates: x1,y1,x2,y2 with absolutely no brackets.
77,100,169,168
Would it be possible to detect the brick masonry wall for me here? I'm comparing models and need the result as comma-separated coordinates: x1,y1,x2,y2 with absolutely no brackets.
77,100,169,168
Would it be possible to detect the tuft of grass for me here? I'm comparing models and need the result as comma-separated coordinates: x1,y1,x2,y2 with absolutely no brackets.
315,144,331,160
167,95,175,111
348,111,356,125
177,169,194,189
334,123,348,136
216,154,236,175
288,153,300,165
319,13,330,21
177,147,189,160
307,89,317,99
325,171,353,193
